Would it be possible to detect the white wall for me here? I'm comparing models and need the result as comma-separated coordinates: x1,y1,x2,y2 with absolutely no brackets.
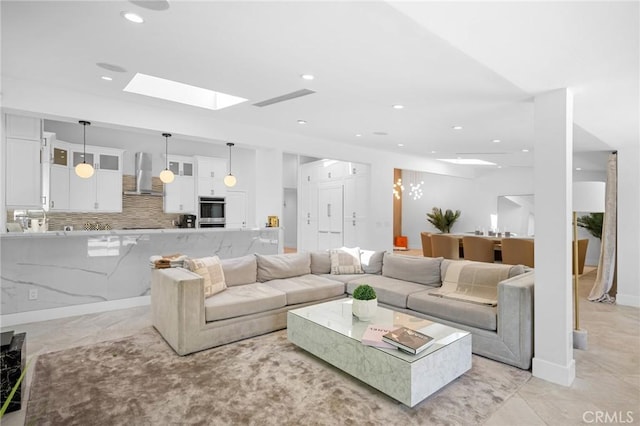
401,167,534,249
282,153,298,189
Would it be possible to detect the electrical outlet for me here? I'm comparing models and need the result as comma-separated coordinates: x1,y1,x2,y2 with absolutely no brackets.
28,289,38,300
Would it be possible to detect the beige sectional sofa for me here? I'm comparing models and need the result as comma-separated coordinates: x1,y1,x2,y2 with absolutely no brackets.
151,250,534,369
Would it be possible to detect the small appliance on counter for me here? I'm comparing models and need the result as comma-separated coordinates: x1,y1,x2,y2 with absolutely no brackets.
178,214,196,228
13,209,48,232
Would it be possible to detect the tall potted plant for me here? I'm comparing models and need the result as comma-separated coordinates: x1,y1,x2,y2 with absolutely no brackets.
426,207,461,233
577,212,603,239
352,284,377,321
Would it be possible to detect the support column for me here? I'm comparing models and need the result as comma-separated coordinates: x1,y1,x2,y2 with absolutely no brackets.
532,89,575,386
617,143,640,307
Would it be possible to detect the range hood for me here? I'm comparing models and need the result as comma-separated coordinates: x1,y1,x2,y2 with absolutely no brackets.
123,152,164,196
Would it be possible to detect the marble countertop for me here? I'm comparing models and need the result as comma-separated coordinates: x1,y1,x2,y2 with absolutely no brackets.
1,227,280,239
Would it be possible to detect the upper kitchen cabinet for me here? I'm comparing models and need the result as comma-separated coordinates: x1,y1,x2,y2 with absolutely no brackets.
195,156,227,197
68,145,124,212
164,155,196,213
4,114,43,208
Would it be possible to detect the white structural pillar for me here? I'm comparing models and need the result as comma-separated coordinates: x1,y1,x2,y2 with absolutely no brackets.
254,147,284,249
532,88,575,386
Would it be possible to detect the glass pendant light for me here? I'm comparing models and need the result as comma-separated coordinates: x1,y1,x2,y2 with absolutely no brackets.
224,142,237,187
75,120,95,178
159,133,175,184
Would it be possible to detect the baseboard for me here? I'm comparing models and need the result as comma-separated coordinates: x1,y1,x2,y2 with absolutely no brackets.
532,357,576,387
0,296,151,327
616,293,640,308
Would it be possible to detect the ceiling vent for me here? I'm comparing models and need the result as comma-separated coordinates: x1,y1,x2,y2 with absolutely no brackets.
253,89,316,107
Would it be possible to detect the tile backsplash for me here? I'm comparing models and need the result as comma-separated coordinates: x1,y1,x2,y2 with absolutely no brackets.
8,176,183,231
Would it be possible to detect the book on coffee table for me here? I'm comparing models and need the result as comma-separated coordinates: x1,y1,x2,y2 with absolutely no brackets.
361,324,398,349
382,326,435,355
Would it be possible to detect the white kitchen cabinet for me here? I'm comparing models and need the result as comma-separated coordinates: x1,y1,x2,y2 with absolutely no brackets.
195,156,227,197
49,166,70,211
5,137,42,208
298,160,370,251
45,139,70,211
317,184,344,250
68,145,123,212
4,114,43,208
225,190,247,228
164,155,196,213
6,114,42,141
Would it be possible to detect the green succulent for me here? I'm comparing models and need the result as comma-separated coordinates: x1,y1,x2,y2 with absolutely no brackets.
426,207,461,233
353,284,377,301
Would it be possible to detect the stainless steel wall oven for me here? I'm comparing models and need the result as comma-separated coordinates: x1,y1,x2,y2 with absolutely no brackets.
199,197,225,228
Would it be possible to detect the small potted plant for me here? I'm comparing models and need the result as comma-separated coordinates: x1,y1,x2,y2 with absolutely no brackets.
352,284,377,321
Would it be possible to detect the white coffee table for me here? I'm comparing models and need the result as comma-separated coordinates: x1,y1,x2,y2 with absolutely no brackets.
287,299,471,407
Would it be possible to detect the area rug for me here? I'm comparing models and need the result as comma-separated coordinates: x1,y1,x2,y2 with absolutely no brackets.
26,328,531,425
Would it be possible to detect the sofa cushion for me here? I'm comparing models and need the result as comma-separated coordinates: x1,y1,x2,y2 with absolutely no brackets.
381,253,442,286
220,255,257,287
256,253,311,282
310,251,331,274
407,290,497,331
330,247,363,274
441,259,524,280
433,260,525,306
204,283,287,322
360,250,385,275
184,256,226,298
346,275,437,309
319,273,376,284
265,275,345,305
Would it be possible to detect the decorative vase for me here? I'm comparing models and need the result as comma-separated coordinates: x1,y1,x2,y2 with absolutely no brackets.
352,298,377,321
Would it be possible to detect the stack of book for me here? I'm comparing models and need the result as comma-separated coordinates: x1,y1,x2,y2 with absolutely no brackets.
381,326,435,355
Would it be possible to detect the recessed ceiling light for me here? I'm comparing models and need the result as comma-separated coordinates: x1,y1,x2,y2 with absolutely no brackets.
392,104,404,109
398,143,404,147
355,133,362,137
497,165,503,169
123,73,247,110
101,76,113,81
438,158,496,165
492,139,501,143
300,74,315,80
576,167,582,171
452,125,463,130
297,120,307,125
121,11,144,23
431,150,437,154
522,149,529,153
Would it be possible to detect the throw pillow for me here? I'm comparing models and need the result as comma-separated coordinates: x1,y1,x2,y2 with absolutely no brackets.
360,250,385,274
184,256,227,298
310,251,331,274
330,246,364,275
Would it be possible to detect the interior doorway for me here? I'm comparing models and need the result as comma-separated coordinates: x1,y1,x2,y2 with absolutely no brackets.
283,188,298,251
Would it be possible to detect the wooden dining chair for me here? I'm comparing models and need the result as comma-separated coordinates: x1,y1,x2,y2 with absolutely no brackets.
420,232,433,257
462,236,495,263
501,238,535,268
430,234,460,260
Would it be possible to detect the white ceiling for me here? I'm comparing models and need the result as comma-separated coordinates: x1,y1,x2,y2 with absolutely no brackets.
2,1,637,172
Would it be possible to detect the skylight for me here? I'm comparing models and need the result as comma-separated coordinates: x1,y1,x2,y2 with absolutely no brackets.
123,73,247,111
438,158,496,166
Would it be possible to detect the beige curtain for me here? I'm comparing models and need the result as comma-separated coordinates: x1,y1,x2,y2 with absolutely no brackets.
588,153,617,303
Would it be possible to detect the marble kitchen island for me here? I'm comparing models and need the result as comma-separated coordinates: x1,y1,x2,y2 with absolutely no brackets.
0,227,281,325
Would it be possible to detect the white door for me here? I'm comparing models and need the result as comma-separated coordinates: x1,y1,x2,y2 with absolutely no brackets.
5,138,42,207
318,185,343,250
225,191,247,228
283,188,298,248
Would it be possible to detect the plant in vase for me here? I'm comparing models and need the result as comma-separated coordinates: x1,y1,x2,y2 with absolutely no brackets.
352,284,377,321
426,207,461,233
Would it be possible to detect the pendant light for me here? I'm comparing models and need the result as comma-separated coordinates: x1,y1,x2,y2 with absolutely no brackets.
159,133,175,184
75,120,95,178
224,142,237,187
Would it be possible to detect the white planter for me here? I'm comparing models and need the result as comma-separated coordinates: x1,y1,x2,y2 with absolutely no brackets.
352,298,377,321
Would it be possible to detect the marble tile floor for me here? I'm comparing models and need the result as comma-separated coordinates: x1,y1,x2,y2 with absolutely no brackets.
1,269,638,425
